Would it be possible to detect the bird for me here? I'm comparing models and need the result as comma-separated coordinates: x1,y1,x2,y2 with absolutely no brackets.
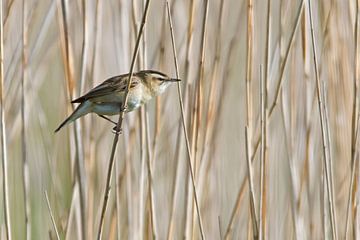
55,70,180,132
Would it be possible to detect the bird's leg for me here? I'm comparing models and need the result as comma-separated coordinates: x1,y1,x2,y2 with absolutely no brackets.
98,114,122,134
97,114,117,125
97,114,123,134
109,103,127,134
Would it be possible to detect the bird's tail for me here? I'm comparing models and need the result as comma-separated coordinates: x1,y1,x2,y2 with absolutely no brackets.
54,101,91,132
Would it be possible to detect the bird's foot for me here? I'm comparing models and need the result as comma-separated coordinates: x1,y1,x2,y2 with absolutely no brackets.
120,105,127,112
112,126,123,135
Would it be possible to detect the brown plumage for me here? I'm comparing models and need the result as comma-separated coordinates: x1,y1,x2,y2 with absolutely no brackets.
55,70,180,132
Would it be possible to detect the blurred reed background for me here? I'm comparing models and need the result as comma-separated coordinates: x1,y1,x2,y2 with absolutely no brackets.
0,0,359,239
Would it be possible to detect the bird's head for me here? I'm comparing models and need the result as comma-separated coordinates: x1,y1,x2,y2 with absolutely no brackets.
139,70,181,95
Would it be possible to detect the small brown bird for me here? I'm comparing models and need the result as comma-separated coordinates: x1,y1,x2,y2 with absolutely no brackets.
55,70,180,132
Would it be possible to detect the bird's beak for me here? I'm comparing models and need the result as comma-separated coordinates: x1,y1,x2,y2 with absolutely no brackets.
167,78,181,82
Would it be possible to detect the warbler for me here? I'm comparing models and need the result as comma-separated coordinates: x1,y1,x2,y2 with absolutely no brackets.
55,70,180,132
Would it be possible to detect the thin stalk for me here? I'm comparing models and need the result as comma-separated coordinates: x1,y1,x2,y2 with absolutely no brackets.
21,0,30,239
224,177,247,239
191,0,209,238
89,0,100,87
139,109,146,240
259,65,267,240
345,0,360,238
259,0,272,236
64,184,77,240
145,107,157,239
307,1,337,239
182,0,195,235
201,0,225,169
0,0,11,238
166,2,205,239
137,1,157,231
97,0,152,238
264,0,271,107
268,0,305,116
58,1,86,238
216,30,244,240
245,0,256,238
322,80,337,240
245,126,258,239
246,0,254,131
79,0,88,96
280,93,299,239
167,83,190,240
45,191,61,240
140,1,157,236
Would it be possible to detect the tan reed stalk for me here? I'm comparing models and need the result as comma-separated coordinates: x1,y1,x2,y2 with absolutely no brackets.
115,156,121,240
181,0,197,237
167,125,185,239
280,93,299,237
79,0,88,96
139,108,147,240
57,1,86,238
179,0,195,236
322,79,338,239
125,121,139,238
246,0,254,131
218,216,222,239
152,6,167,157
133,3,147,238
196,0,227,204
268,0,304,116
250,0,305,183
352,113,360,239
3,0,14,25
0,0,11,238
145,107,157,239
187,92,197,237
264,0,271,107
140,1,157,236
89,0,100,86
87,4,101,232
97,0,152,238
167,83,191,239
245,0,257,238
29,1,56,61
190,0,209,238
21,0,30,239
109,207,117,239
217,27,244,240
345,0,360,238
259,65,267,240
245,126,258,239
307,0,337,238
138,3,158,233
260,0,272,237
45,191,61,240
112,2,122,239
166,1,205,239
64,184,77,239
224,177,247,239
87,1,101,231
159,8,189,236
193,0,210,174
200,0,225,169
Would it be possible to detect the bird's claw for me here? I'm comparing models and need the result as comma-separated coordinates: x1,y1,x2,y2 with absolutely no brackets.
112,126,122,134
120,105,127,112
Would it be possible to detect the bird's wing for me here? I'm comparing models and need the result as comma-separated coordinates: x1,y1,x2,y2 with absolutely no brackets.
72,75,140,103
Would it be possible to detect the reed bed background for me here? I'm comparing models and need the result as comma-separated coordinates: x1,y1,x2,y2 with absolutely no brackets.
0,0,359,239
